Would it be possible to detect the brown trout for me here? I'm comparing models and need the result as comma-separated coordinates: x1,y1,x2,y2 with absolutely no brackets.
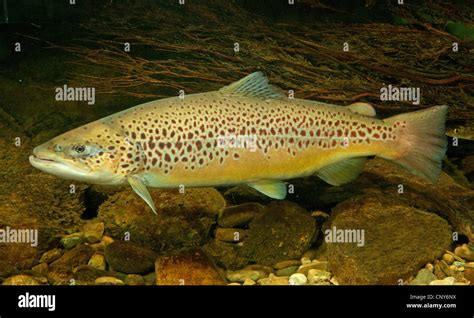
30,72,448,213
446,123,474,141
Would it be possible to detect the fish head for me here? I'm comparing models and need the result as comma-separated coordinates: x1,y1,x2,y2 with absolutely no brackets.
29,122,134,185
446,125,474,141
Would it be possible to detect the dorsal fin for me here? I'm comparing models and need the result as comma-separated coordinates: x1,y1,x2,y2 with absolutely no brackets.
219,72,286,100
347,102,376,117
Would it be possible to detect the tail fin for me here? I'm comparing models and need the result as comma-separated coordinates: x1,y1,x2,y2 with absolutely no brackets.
383,105,448,182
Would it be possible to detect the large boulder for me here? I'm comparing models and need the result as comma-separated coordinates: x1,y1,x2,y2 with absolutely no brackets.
239,201,318,265
97,188,225,253
326,195,453,285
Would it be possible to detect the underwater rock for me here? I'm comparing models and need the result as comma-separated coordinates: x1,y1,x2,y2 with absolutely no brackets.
73,265,119,284
98,188,223,253
202,239,249,270
289,273,307,285
88,253,106,270
226,269,267,283
60,233,84,250
143,272,156,286
326,195,453,285
47,267,73,285
89,235,114,253
297,260,329,276
433,261,447,280
442,253,455,265
95,276,124,285
273,260,301,270
243,264,273,275
257,274,289,286
355,159,474,240
238,201,317,265
212,203,317,268
215,228,248,243
275,266,299,277
217,203,265,228
454,244,474,261
31,263,49,276
105,241,157,274
410,268,437,285
438,259,455,277
3,274,43,286
242,278,256,286
124,274,145,286
307,269,331,285
48,245,95,285
51,245,94,269
464,268,474,284
82,221,105,244
40,249,63,264
429,277,456,286
155,249,225,285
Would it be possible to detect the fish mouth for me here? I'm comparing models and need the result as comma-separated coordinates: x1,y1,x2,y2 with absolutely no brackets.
29,155,91,174
29,155,58,164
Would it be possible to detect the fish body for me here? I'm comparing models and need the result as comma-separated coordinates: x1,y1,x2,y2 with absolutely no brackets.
30,72,448,213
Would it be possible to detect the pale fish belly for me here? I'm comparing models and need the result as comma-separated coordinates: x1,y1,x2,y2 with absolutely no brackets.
104,92,401,188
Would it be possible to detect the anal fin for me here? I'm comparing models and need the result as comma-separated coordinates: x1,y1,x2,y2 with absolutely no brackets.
316,157,367,186
249,180,287,199
127,175,157,215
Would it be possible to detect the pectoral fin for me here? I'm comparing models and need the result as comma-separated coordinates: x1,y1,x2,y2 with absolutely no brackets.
249,180,287,199
127,175,157,215
316,157,367,186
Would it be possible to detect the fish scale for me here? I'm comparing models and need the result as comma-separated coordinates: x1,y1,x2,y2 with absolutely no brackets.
30,72,448,214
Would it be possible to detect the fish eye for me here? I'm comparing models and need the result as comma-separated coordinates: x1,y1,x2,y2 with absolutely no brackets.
73,145,86,153
454,128,459,133
54,144,62,152
68,144,101,158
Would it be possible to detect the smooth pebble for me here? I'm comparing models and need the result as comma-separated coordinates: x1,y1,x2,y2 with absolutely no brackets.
289,273,307,285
